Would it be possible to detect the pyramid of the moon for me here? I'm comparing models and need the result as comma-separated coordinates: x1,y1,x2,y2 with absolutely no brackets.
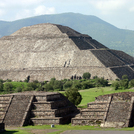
0,23,134,81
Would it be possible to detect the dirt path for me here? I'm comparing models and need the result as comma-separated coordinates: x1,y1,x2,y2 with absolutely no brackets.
61,130,134,134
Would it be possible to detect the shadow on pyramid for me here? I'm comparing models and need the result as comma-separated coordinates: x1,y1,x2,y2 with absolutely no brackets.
0,23,134,81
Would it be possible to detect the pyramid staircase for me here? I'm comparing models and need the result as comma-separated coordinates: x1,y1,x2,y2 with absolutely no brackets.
31,93,78,125
0,95,13,124
0,92,78,127
72,96,112,125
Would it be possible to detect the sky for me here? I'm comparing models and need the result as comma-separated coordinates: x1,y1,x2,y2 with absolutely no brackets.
0,0,134,30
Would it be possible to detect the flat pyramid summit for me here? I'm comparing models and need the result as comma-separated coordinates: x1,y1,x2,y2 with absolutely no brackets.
0,23,134,81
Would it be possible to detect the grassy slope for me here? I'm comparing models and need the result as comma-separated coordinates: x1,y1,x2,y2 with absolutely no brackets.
79,87,134,106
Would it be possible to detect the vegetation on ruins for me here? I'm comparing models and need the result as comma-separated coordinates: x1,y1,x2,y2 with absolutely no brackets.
111,75,130,90
65,88,82,105
82,72,91,79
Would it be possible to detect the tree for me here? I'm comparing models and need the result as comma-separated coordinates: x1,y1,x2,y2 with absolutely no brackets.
82,72,91,79
95,77,108,87
3,83,14,92
65,88,82,105
129,79,134,87
63,81,73,90
0,82,3,91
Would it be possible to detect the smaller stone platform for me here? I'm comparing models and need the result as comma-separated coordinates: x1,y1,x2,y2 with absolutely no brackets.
0,91,78,127
72,92,134,127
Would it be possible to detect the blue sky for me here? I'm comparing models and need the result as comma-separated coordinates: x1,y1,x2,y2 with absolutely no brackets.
0,0,134,30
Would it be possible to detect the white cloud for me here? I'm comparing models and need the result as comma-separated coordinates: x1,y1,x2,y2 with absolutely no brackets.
89,0,127,14
129,6,134,12
0,9,5,16
34,5,55,16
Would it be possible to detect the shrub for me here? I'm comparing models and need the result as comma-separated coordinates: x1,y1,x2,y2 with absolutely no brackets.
81,81,93,89
120,79,129,89
3,83,14,92
122,75,128,80
94,77,108,87
23,87,34,91
15,87,22,92
27,82,39,90
0,82,4,91
63,81,73,90
82,72,91,79
65,88,82,105
53,80,63,91
44,83,54,91
112,81,120,90
129,79,134,87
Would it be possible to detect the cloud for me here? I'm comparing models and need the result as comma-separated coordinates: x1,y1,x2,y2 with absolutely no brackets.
34,5,55,16
129,6,134,12
0,9,5,16
89,0,127,14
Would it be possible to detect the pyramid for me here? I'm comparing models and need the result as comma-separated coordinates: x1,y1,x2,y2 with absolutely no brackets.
0,23,134,81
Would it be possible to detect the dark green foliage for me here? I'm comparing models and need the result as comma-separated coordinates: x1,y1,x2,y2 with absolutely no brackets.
120,79,129,89
53,80,63,91
81,81,93,89
65,88,82,105
23,87,34,91
44,84,53,91
3,83,14,92
129,79,134,87
122,75,128,80
82,72,91,79
94,77,108,87
0,82,4,91
15,87,22,92
6,79,12,82
27,82,39,90
0,79,4,83
63,81,73,90
36,87,44,91
112,81,120,90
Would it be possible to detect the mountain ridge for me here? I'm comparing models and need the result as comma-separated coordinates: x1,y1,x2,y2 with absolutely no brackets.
0,13,134,55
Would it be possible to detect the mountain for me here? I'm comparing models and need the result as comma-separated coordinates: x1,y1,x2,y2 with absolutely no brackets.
0,13,134,56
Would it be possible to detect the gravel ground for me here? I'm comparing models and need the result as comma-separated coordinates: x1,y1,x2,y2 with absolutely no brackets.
61,130,134,134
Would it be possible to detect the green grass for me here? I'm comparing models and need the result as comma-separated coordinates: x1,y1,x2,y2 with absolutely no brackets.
3,124,134,134
5,82,28,90
78,87,134,106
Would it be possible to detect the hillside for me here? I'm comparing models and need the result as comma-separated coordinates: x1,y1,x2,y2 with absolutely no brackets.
0,13,134,55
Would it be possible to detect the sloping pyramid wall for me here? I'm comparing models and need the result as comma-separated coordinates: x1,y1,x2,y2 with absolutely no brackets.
72,92,134,127
0,92,78,127
0,23,134,81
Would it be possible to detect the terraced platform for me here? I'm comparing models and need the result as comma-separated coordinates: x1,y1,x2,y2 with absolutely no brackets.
72,92,134,127
0,92,78,127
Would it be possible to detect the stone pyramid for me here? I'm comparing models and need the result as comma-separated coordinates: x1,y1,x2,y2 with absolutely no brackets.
0,23,134,81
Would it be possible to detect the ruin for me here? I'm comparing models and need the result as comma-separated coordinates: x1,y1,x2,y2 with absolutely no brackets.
0,23,134,81
72,92,134,127
0,92,78,127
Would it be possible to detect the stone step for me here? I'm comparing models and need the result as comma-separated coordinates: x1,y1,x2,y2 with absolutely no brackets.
81,111,105,116
88,104,108,109
0,96,11,101
31,117,62,125
72,117,103,125
31,113,75,125
31,105,76,117
33,99,68,110
35,93,61,102
81,115,104,119
0,107,7,111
